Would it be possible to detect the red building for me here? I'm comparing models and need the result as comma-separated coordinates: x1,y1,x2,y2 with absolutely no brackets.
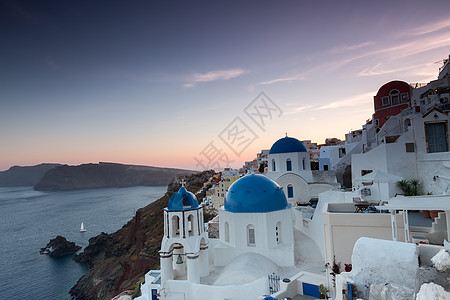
373,80,412,128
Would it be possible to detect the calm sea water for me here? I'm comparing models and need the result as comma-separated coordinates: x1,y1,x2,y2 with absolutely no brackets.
0,186,167,300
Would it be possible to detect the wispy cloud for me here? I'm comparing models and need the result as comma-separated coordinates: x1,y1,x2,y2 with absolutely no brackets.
319,30,450,75
328,41,375,55
284,104,314,115
284,92,375,115
257,75,305,86
358,63,434,77
404,18,450,36
184,68,246,87
315,92,375,110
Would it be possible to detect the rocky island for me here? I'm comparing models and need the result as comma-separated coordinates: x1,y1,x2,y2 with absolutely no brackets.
69,170,216,300
34,162,197,191
40,235,82,256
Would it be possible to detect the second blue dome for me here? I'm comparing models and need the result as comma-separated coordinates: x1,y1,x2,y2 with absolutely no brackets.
269,136,307,154
224,174,288,213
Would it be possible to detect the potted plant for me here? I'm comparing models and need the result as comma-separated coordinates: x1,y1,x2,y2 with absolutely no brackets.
396,179,422,196
319,284,329,299
396,179,424,214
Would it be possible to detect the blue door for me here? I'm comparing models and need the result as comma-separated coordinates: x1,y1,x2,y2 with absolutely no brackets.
302,282,320,297
426,122,448,153
151,289,158,300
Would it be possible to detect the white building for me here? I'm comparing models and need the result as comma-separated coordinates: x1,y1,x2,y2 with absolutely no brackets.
213,174,295,268
266,135,340,204
318,143,358,172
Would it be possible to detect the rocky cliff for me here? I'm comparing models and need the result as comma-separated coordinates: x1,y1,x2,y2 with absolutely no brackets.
34,162,196,191
69,170,215,300
40,235,82,256
0,163,61,186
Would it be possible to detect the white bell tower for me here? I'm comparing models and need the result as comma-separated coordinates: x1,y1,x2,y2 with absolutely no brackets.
159,180,209,288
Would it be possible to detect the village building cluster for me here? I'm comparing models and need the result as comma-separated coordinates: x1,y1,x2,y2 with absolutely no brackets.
137,56,450,300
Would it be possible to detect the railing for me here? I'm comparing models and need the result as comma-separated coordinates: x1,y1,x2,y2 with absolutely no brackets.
268,273,280,294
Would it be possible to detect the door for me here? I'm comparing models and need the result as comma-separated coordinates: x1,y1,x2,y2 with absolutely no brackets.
426,122,448,153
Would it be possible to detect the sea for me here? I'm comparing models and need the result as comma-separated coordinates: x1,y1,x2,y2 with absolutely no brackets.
0,185,167,300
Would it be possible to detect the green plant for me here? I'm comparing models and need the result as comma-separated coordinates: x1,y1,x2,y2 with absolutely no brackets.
396,179,422,196
319,284,329,299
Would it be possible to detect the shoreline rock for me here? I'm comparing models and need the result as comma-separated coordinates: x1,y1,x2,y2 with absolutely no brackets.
40,235,82,256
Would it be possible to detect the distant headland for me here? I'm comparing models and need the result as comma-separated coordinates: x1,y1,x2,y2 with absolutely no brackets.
0,162,197,191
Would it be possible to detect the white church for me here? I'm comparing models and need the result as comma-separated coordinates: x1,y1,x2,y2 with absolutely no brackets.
144,175,301,300
266,135,340,204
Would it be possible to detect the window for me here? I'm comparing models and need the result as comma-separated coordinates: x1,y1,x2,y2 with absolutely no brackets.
339,147,346,158
225,221,230,243
323,165,329,171
187,214,194,236
405,143,415,153
390,90,399,105
286,159,292,171
287,184,294,198
375,119,379,127
426,122,448,153
382,96,389,106
247,225,255,246
272,159,276,171
401,93,409,103
276,222,281,244
302,158,306,170
172,215,180,237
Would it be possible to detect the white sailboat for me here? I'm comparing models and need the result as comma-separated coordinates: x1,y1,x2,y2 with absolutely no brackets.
80,222,86,232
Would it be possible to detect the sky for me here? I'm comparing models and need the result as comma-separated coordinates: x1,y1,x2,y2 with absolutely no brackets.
1,0,450,171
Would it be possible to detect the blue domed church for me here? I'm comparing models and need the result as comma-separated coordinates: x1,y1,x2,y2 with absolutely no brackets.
214,174,295,268
153,175,297,300
267,136,339,204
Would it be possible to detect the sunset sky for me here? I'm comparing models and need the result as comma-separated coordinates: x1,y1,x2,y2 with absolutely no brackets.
1,0,450,171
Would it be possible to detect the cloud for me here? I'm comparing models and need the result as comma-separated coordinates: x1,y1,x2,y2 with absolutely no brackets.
184,68,246,87
257,76,305,86
404,18,450,37
320,30,450,75
358,63,435,77
284,92,376,116
284,104,314,115
315,92,375,110
328,41,375,55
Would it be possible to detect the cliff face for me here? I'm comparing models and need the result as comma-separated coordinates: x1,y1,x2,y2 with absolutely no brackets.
69,170,215,300
34,162,196,191
0,163,61,186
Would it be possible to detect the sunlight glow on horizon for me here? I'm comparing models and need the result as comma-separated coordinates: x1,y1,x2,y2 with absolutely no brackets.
1,1,450,172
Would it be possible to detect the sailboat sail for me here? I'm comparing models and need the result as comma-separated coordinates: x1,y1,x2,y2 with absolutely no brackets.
80,222,86,232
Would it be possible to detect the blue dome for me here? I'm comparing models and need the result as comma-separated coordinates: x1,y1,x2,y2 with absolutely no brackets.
269,136,307,154
224,174,289,213
167,186,199,211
